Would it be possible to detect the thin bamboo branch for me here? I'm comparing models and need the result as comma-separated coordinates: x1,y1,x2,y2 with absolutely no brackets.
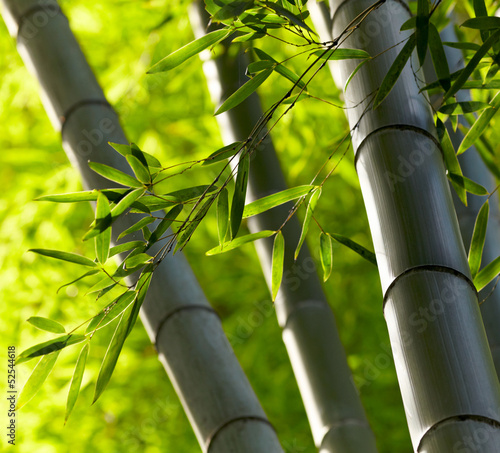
310,0,500,450
1,1,283,451
189,2,378,452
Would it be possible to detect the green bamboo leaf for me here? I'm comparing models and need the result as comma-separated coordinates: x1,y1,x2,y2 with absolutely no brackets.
118,217,155,240
147,29,231,73
374,33,416,109
125,265,154,337
473,0,492,44
330,233,377,266
17,334,86,364
157,185,219,202
439,101,490,115
16,352,60,410
262,1,313,32
271,231,285,301
124,253,152,270
400,16,416,31
108,142,162,170
319,232,333,282
295,187,321,260
416,0,429,65
437,119,466,205
448,174,490,197
111,188,146,218
443,41,481,51
231,152,250,238
85,274,119,296
126,155,151,184
29,249,97,267
65,343,89,423
217,188,229,245
109,241,145,258
232,31,265,42
93,308,131,403
243,185,315,218
462,17,500,30
212,0,254,21
215,68,273,115
444,29,500,102
457,91,500,154
35,190,98,203
254,48,307,89
247,60,275,74
95,192,111,265
206,230,276,255
86,291,137,334
148,205,183,245
428,23,451,91
312,48,370,61
344,59,370,91
27,317,65,334
57,269,100,294
202,142,243,166
474,255,500,291
88,162,143,188
469,201,489,278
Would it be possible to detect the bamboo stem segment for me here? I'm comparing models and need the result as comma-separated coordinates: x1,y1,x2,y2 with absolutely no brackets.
2,1,284,451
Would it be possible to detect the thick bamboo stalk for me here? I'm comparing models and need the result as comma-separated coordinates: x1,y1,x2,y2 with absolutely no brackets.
321,0,500,450
2,1,283,451
189,3,378,452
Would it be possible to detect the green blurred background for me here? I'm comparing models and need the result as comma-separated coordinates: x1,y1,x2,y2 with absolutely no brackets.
0,0,415,451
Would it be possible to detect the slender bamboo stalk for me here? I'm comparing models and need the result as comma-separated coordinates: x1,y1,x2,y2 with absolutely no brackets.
311,0,500,450
1,1,283,451
189,3,378,452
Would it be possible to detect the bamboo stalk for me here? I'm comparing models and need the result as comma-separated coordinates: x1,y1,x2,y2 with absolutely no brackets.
189,3,378,452
311,0,500,450
2,1,283,451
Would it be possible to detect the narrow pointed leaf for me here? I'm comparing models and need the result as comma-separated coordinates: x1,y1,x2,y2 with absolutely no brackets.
217,188,229,245
428,23,451,91
295,187,321,260
95,192,111,264
232,31,265,42
271,231,285,301
207,230,276,255
148,205,183,245
126,265,154,336
29,249,97,267
247,60,275,74
147,29,231,73
216,68,273,115
111,188,146,218
330,233,377,266
254,47,307,89
231,152,250,238
344,59,370,91
16,352,60,410
57,269,100,293
444,29,500,101
448,173,489,195
124,253,152,270
469,201,489,278
202,142,243,166
109,142,162,170
457,91,500,154
88,162,143,188
319,232,333,282
374,33,416,109
462,17,500,30
35,190,98,203
126,155,151,184
85,274,120,296
86,291,137,334
474,255,500,291
416,0,429,65
65,343,89,423
312,48,370,60
157,185,220,202
27,317,65,334
17,335,86,364
118,217,155,240
262,1,313,32
443,41,481,51
109,241,145,258
243,185,315,218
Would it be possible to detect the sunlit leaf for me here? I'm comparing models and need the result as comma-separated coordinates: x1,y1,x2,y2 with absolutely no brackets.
457,91,500,154
148,205,183,245
57,269,100,293
35,190,98,203
469,201,489,279
147,29,232,73
232,31,265,42
202,142,243,166
474,255,500,291
16,352,60,410
118,217,155,240
111,188,146,218
86,291,138,334
271,231,285,301
17,335,86,364
126,154,150,184
374,33,416,109
243,185,315,218
65,343,89,423
462,17,500,30
319,232,333,282
108,142,162,170
330,233,377,266
230,152,250,238
212,0,254,21
344,59,370,91
217,188,229,245
29,249,97,267
262,1,313,32
109,241,145,258
216,68,273,115
95,192,111,264
88,162,143,188
439,101,490,115
207,230,276,255
312,48,370,61
27,317,65,334
254,48,307,89
295,187,321,260
247,60,275,74
124,253,152,269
